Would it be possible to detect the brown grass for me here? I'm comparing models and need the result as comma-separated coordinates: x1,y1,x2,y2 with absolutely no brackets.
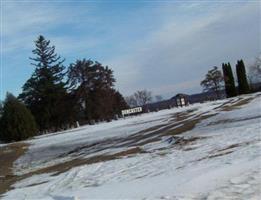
0,95,256,196
0,145,145,196
28,147,145,176
0,142,28,195
163,114,216,137
221,97,253,111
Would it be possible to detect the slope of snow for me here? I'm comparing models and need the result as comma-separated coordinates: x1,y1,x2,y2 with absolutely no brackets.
13,100,229,175
2,93,261,199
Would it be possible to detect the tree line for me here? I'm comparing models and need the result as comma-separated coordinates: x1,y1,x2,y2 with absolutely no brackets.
0,35,128,142
1,35,260,143
201,57,261,98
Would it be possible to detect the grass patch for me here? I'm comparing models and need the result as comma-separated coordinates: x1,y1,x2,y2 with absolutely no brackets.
0,142,28,195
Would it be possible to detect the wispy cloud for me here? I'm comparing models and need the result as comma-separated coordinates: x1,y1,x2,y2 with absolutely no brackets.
2,2,99,53
106,1,260,97
1,1,260,99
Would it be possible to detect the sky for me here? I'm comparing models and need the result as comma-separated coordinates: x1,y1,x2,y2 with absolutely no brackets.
0,0,260,100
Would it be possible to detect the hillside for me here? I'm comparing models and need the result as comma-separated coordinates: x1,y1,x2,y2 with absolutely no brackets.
0,93,260,200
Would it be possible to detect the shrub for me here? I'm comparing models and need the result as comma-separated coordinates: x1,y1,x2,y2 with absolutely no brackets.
0,93,38,142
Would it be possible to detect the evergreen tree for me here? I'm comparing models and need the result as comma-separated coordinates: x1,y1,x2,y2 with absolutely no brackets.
222,62,237,97
113,90,129,114
236,59,250,94
68,59,127,122
89,88,115,121
19,35,68,131
0,93,37,142
0,101,3,116
89,88,128,121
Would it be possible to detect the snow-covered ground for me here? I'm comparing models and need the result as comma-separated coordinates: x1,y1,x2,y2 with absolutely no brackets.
13,99,227,175
1,93,261,199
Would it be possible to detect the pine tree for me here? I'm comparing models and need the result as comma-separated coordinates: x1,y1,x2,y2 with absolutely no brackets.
0,101,3,116
19,35,68,131
113,90,129,114
222,62,237,97
236,59,250,94
0,93,37,142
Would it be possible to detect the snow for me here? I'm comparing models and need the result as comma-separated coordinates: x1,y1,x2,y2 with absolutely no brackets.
2,93,261,199
13,101,228,175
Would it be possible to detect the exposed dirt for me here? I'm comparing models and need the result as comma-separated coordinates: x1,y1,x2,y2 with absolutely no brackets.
174,136,208,147
206,150,234,159
0,143,28,195
0,146,145,197
0,95,255,197
221,97,254,111
207,115,261,126
28,147,145,177
195,150,234,162
216,144,241,152
164,115,214,137
34,112,215,178
196,140,259,163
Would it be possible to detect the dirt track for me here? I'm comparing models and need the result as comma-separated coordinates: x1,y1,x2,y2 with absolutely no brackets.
0,143,28,195
0,96,255,197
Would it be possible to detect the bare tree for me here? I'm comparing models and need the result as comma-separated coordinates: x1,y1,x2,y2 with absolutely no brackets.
134,90,152,106
201,66,223,98
125,90,152,107
125,95,138,108
248,55,261,84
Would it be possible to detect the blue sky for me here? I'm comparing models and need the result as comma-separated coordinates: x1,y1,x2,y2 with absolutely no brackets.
1,0,260,100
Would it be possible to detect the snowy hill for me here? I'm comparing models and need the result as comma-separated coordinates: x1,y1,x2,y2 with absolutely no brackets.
0,93,260,199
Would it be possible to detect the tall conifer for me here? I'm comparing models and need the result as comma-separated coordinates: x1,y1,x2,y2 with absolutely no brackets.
19,35,68,131
0,93,37,142
222,62,237,97
236,59,250,94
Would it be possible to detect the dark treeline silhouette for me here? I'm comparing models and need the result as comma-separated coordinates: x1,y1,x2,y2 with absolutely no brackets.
0,35,128,141
222,62,237,98
201,59,256,99
236,60,250,94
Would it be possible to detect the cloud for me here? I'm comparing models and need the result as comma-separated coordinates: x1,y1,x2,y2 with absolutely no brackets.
1,1,260,100
106,1,260,97
2,1,98,54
